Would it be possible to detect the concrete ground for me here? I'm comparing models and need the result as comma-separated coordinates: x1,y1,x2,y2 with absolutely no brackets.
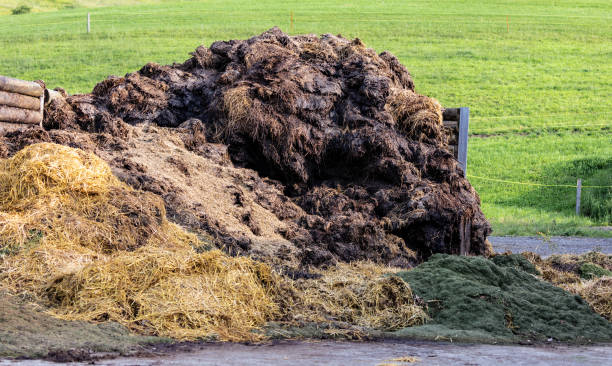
2,340,611,366
489,236,612,257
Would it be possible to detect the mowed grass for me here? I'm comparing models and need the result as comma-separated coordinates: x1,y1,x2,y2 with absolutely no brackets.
1,0,610,236
0,0,160,15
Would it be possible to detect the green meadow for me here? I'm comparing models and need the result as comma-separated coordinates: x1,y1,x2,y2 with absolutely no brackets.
1,0,610,236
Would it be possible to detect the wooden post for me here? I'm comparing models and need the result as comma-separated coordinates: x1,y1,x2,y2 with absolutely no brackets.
457,107,469,176
507,15,509,33
576,178,582,215
459,216,472,256
87,13,90,33
290,12,294,32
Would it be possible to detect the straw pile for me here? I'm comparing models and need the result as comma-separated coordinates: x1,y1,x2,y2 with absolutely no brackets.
0,143,278,341
564,277,612,321
283,261,429,330
47,246,277,341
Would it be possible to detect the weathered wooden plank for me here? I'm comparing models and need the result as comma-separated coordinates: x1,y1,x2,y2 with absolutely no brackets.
443,120,458,129
0,105,43,124
442,108,460,121
0,75,44,97
0,90,41,110
457,107,470,175
459,216,472,255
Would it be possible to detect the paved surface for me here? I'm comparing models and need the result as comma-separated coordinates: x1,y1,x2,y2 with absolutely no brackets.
489,236,612,257
2,341,612,366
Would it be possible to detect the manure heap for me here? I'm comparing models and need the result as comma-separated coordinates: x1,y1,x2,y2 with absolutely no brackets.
2,27,491,272
2,29,610,352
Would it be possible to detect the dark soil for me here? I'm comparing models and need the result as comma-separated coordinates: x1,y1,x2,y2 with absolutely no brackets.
0,27,491,268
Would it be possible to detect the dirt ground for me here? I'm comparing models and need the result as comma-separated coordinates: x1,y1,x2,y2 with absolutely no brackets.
2,340,612,366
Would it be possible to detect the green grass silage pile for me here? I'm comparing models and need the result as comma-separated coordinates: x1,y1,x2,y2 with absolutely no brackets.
392,254,612,343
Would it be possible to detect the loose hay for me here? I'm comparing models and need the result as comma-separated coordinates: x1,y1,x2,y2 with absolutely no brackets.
385,88,445,145
47,245,277,341
563,277,612,321
0,143,278,341
385,356,420,363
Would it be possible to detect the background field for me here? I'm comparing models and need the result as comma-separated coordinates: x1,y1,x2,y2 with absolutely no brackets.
1,0,610,236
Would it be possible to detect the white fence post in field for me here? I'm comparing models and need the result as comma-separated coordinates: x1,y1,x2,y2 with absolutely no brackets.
87,13,90,33
576,178,582,215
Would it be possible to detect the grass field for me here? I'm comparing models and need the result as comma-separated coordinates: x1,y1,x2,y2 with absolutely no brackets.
0,0,159,15
1,0,610,236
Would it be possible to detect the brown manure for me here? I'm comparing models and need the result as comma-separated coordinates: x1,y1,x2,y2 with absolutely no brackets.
5,27,492,268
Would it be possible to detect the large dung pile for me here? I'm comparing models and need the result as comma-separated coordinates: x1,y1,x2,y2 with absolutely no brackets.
0,144,609,347
2,27,491,269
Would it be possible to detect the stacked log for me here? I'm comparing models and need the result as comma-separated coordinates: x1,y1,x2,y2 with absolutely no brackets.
0,75,44,132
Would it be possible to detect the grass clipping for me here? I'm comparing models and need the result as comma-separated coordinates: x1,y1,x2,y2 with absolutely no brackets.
522,251,612,321
0,143,278,341
395,254,612,342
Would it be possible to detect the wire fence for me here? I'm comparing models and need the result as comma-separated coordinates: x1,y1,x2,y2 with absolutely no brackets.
471,121,612,135
467,175,612,189
467,173,611,221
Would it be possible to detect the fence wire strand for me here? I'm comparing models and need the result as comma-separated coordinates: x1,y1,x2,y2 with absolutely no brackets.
467,174,612,189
